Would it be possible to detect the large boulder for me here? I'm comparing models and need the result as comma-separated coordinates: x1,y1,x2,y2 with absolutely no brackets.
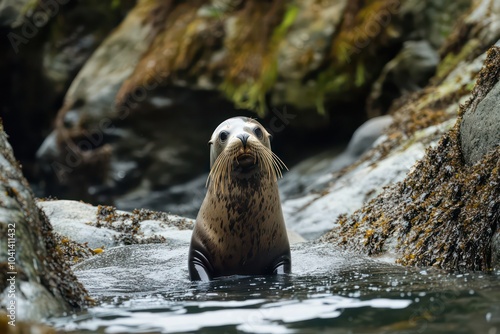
0,122,89,322
283,0,500,250
322,46,500,271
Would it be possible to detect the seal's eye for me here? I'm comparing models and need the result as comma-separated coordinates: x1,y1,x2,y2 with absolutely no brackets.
253,127,263,139
219,130,229,143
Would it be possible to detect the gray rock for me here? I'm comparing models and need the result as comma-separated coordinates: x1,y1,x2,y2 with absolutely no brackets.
0,125,88,321
37,200,119,249
399,0,472,49
368,41,439,115
461,80,500,164
38,199,196,248
280,116,393,200
492,231,500,271
282,139,429,239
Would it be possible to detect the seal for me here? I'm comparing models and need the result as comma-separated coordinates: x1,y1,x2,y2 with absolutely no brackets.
188,117,291,281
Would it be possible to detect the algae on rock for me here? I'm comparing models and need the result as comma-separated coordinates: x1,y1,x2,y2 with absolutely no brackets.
323,47,500,271
0,122,90,321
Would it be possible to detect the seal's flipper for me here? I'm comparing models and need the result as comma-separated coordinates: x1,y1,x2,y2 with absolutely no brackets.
271,254,291,275
188,249,213,281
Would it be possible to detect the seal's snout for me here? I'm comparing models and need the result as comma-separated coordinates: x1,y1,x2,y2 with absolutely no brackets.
237,133,250,148
236,153,255,168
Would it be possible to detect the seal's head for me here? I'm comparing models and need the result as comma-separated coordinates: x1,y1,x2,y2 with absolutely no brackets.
207,117,286,191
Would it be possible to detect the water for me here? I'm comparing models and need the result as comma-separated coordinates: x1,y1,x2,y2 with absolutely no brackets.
49,243,500,333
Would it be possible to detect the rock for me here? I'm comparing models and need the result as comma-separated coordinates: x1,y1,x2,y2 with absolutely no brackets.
41,1,136,99
399,0,472,49
282,137,430,239
0,123,89,321
322,46,500,271
32,1,155,188
280,113,462,240
37,200,119,249
492,231,500,270
368,41,439,116
1,0,133,185
280,115,393,200
461,80,500,164
38,200,195,249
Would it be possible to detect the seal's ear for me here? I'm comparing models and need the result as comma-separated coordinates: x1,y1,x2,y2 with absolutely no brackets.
208,140,213,146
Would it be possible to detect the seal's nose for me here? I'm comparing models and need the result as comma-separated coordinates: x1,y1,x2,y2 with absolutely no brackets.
237,133,250,147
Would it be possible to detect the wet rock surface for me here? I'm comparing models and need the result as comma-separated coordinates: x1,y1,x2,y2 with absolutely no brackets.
279,115,394,201
37,200,120,249
0,124,89,321
38,200,195,251
322,46,500,271
461,79,500,164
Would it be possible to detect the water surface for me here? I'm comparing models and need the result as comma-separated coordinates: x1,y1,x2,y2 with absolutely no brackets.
50,243,500,333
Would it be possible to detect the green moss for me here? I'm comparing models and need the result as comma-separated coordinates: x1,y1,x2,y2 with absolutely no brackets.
313,0,398,114
222,61,279,117
355,62,366,87
221,4,298,116
315,70,350,115
111,0,121,9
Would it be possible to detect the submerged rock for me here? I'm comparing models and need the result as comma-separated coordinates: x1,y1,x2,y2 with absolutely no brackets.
0,123,89,321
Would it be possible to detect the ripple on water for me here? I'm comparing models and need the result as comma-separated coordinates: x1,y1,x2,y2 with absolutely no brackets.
50,243,500,333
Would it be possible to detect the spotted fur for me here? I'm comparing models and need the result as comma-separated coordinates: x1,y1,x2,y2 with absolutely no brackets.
189,117,291,281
